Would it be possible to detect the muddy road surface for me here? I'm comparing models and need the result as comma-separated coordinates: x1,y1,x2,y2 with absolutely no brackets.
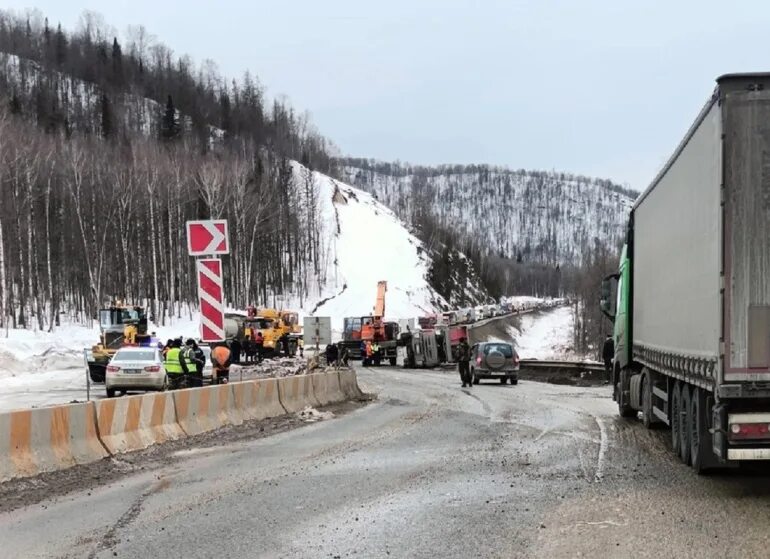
2,366,770,558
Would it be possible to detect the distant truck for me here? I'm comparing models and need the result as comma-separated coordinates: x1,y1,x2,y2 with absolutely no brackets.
602,73,770,472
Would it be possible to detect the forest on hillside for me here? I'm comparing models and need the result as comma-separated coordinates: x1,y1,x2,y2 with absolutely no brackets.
0,9,333,331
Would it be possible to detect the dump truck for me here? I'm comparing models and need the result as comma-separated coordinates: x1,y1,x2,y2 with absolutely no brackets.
87,305,150,382
601,73,770,472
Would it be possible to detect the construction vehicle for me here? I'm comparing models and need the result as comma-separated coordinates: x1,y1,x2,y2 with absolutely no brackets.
224,309,301,358
87,305,150,382
601,73,770,473
342,281,399,365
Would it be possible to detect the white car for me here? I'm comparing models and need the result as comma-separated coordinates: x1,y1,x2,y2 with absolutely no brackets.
105,346,167,397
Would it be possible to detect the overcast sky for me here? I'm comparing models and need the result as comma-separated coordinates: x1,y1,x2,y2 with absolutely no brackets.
4,1,770,190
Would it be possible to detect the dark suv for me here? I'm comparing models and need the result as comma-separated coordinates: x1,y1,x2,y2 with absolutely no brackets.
470,342,520,385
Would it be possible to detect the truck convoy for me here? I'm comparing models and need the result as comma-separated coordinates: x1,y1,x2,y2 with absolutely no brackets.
601,73,770,472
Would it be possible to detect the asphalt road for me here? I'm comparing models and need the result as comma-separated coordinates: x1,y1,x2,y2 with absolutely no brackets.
3,366,770,558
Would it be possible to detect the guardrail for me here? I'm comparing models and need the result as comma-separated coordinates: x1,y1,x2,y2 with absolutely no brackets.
518,359,604,372
0,368,365,482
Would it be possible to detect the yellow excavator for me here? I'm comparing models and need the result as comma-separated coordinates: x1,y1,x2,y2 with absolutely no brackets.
252,308,302,356
87,305,150,382
224,308,302,358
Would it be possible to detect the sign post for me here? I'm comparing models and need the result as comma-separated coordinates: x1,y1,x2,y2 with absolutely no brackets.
187,220,230,343
196,258,226,342
303,316,332,354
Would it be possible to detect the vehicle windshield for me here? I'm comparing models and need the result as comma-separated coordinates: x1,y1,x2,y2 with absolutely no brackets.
120,309,140,322
113,350,156,362
483,344,513,357
252,319,273,329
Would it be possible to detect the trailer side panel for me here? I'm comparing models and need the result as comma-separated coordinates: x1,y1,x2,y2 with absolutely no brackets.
632,101,722,374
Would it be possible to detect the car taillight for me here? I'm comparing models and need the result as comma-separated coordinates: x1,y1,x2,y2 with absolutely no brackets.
729,423,770,440
144,365,161,372
513,355,519,365
476,356,482,365
106,365,120,373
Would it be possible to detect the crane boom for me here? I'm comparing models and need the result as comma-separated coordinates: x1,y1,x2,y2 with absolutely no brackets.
374,281,387,318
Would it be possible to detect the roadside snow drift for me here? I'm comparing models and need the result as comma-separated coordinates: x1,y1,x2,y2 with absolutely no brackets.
513,306,576,360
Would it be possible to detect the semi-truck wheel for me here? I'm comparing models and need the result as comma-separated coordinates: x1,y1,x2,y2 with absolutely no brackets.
679,384,692,465
617,369,636,418
671,381,682,456
689,387,712,474
641,371,653,429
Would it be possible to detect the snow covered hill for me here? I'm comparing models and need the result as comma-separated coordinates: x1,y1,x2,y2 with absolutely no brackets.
284,163,486,327
339,161,635,265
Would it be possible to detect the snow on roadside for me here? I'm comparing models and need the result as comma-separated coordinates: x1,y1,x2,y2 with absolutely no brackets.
512,306,577,360
0,323,97,379
0,313,204,380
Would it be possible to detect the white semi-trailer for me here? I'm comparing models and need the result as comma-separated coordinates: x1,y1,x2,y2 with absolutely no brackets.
602,73,770,472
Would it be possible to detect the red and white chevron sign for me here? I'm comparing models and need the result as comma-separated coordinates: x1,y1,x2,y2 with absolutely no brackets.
196,258,225,342
186,220,229,256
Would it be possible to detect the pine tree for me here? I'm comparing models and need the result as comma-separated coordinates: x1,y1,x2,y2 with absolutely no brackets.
54,23,67,67
161,94,180,140
111,37,123,85
100,94,113,139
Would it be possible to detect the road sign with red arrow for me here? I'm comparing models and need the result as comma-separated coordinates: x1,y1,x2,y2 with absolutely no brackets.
186,220,229,256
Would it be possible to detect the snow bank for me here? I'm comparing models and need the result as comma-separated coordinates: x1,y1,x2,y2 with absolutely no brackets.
0,323,97,379
512,306,576,360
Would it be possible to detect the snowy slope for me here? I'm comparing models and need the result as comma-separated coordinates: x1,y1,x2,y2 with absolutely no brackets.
512,306,577,360
289,163,447,329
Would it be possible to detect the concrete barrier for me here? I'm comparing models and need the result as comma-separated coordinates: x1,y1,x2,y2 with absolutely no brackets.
0,402,108,482
311,371,347,406
338,369,366,400
173,384,243,436
277,374,321,413
95,392,184,454
232,378,287,421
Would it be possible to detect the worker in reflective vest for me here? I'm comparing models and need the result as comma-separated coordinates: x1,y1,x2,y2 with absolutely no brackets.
372,342,381,366
164,339,188,389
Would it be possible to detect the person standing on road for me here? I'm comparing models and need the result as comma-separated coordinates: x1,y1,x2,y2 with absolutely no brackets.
254,331,264,363
372,342,381,366
325,343,339,367
164,339,187,390
455,337,472,387
184,339,206,387
211,342,232,384
602,334,614,385
230,337,241,365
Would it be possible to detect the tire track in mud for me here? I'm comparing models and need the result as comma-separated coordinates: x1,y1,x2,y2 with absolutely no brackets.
530,395,612,483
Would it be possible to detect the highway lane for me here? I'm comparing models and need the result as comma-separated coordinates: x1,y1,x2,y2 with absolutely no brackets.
2,366,770,558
